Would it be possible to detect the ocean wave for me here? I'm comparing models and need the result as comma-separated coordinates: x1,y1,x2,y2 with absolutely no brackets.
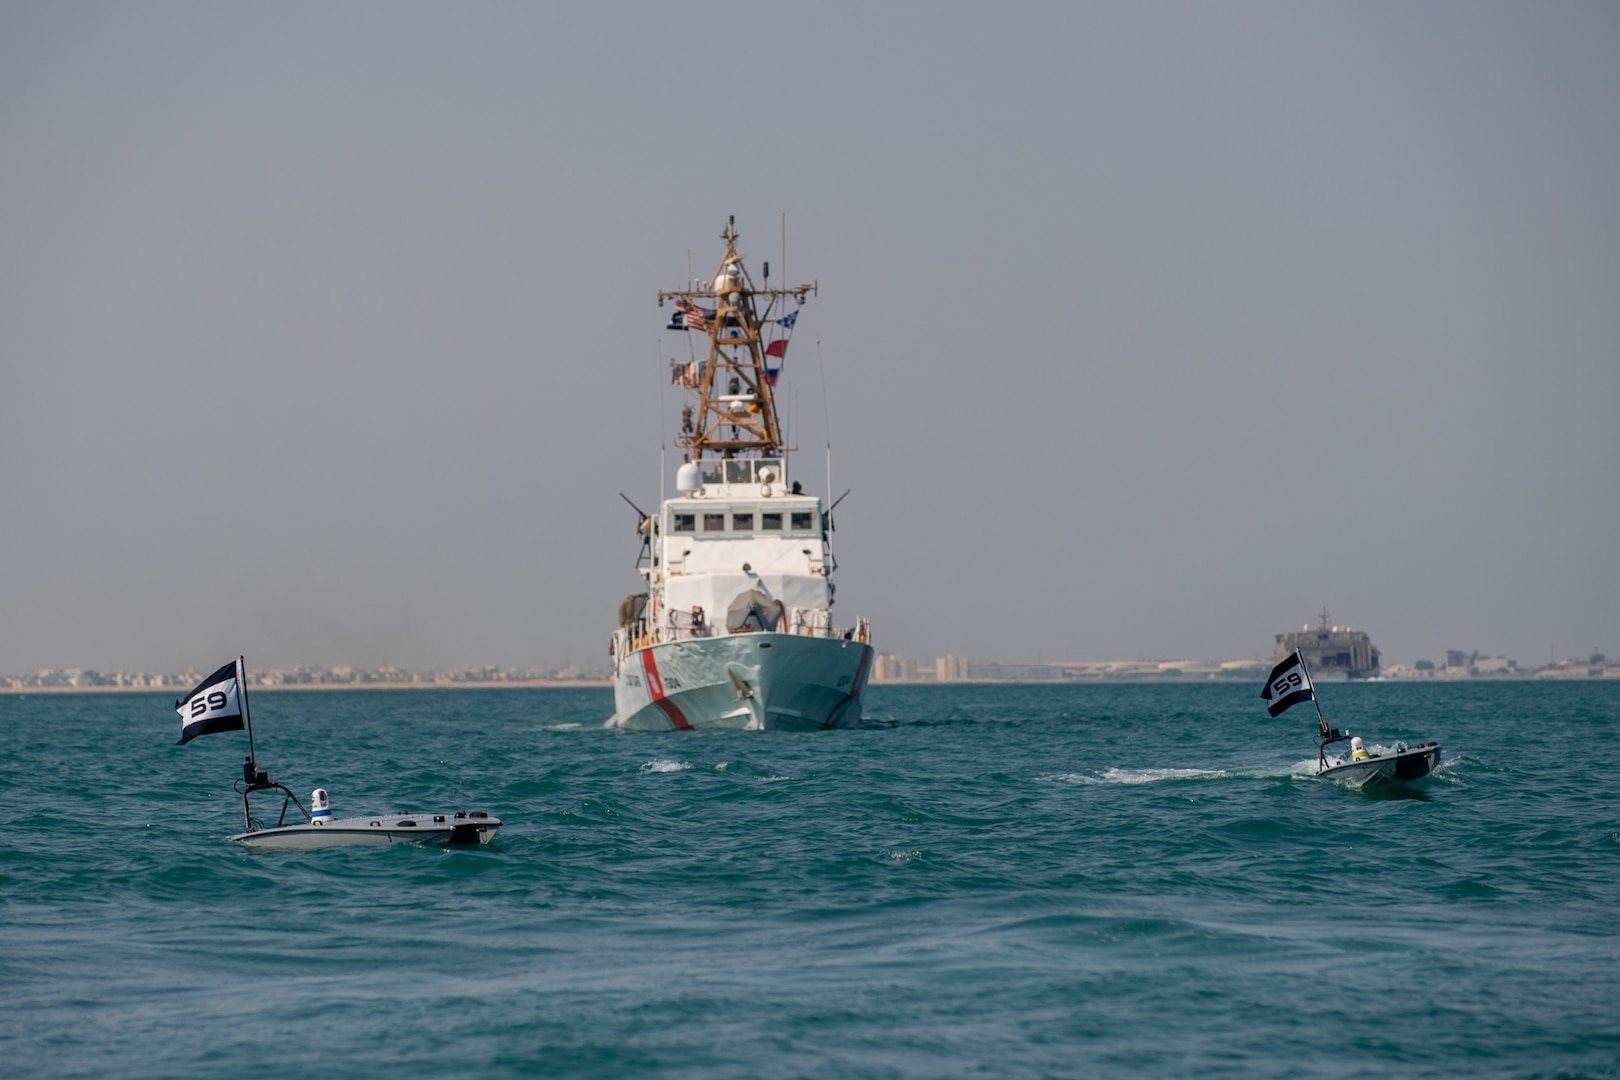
1043,766,1239,785
638,758,692,774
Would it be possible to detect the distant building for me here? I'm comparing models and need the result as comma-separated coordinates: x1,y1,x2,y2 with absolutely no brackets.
969,662,1063,680
871,654,919,682
1275,609,1380,678
935,655,971,682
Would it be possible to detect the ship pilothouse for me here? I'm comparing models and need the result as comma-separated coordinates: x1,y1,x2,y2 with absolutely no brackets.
606,219,872,731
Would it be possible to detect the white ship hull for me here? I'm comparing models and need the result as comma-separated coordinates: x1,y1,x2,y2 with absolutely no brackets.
230,812,501,849
609,632,873,731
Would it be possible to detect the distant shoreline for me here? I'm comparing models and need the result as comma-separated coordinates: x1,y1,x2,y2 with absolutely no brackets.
7,674,1612,696
0,680,612,695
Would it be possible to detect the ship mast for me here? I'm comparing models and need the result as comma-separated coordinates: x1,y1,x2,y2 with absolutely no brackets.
660,216,816,459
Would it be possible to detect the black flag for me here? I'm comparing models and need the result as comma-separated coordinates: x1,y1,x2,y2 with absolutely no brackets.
175,660,245,745
1260,651,1315,718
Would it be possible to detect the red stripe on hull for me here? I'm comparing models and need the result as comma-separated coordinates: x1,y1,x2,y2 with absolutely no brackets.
639,648,692,730
851,644,874,696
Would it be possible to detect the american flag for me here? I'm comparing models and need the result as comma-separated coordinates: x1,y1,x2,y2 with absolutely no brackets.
676,300,714,334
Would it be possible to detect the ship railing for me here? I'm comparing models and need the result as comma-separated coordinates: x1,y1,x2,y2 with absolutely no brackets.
665,608,710,641
616,612,872,656
787,618,870,643
786,610,872,644
611,621,660,667
840,616,871,643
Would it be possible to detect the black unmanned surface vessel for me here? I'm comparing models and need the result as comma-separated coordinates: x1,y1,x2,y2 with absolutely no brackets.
1262,649,1441,789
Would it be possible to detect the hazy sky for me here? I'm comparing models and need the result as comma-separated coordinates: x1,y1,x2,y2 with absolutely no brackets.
4,2,1617,674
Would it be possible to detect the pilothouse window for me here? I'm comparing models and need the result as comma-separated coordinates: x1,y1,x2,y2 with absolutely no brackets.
673,513,695,533
732,512,754,532
703,513,725,532
791,512,814,531
761,512,783,531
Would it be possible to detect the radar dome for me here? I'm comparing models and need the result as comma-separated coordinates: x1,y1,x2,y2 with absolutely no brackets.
676,462,702,494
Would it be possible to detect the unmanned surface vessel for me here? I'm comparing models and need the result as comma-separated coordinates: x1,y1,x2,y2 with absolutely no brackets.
175,657,502,847
1312,736,1442,788
227,759,501,850
1262,648,1441,789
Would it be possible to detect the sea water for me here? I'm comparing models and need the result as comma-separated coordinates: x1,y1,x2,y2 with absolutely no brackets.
2,681,1617,1078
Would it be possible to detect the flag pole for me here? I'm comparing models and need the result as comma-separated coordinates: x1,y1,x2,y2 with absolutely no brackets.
1297,647,1331,739
1298,648,1326,729
238,655,259,769
1297,647,1337,768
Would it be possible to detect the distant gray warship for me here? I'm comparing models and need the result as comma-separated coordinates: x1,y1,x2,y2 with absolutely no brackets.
1274,609,1380,679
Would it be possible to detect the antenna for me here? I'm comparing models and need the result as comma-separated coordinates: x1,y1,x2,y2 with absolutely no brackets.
656,335,668,516
817,338,831,504
657,336,667,449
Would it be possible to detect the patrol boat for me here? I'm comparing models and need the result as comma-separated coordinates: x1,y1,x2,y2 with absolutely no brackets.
1262,648,1441,788
606,219,873,731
